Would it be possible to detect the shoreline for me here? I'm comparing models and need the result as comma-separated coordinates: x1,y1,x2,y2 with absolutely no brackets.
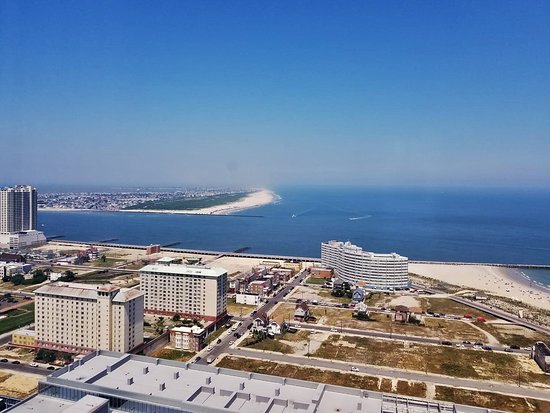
39,189,279,216
409,262,550,309
45,236,550,309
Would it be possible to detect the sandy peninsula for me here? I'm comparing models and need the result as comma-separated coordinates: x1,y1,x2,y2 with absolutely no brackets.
122,189,278,215
39,189,279,216
410,262,550,310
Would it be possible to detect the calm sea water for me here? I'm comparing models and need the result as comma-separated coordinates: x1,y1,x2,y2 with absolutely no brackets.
38,187,550,285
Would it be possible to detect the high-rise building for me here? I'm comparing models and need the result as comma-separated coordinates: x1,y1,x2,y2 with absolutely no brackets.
0,185,45,249
321,240,409,290
140,260,227,323
34,282,144,354
0,185,37,233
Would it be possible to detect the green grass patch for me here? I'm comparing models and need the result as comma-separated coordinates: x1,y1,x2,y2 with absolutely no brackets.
0,303,35,335
85,258,123,267
305,277,326,285
149,348,194,361
244,338,294,354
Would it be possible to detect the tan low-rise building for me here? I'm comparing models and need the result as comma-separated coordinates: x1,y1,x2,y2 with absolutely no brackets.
11,329,37,348
34,282,144,354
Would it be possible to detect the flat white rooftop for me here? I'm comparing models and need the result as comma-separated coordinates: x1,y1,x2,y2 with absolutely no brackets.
34,282,143,303
4,351,506,413
140,264,227,278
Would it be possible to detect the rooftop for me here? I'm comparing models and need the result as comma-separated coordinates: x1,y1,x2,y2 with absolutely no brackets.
140,264,227,278
6,351,504,413
35,282,143,303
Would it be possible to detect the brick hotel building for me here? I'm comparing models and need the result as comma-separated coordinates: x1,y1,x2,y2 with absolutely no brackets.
139,261,227,323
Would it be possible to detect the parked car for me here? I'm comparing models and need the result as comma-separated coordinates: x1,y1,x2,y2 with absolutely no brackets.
510,344,520,350
350,366,359,372
441,341,452,346
217,339,222,344
504,347,513,353
29,362,38,367
0,359,8,363
482,345,493,351
47,366,56,370
462,341,471,345
11,360,20,365
194,357,201,363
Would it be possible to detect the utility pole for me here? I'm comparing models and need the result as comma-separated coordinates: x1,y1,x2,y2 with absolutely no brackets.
424,346,428,374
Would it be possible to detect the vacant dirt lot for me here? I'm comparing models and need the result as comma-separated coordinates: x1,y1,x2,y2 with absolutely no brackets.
0,370,39,398
312,335,550,388
217,356,427,398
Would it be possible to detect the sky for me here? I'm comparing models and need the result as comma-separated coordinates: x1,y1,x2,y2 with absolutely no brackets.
1,1,549,188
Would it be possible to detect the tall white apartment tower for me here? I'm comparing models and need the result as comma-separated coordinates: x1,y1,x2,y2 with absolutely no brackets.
0,185,37,233
321,240,409,290
34,282,144,354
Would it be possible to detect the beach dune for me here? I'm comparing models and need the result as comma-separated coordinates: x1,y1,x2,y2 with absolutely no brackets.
410,262,550,310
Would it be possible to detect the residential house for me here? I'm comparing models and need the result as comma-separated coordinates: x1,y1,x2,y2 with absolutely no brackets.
267,321,282,337
294,302,310,321
249,280,271,297
236,293,262,306
169,325,206,352
352,302,369,318
393,305,411,322
351,287,365,303
252,313,269,332
532,341,550,373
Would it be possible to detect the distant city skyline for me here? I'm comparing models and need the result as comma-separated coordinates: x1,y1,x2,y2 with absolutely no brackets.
1,1,549,188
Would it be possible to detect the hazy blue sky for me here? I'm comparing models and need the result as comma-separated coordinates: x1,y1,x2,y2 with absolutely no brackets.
1,1,549,188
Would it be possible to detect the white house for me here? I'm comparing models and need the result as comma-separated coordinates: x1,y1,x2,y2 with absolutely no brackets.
236,293,261,306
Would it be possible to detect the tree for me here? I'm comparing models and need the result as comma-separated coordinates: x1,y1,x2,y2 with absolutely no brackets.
59,270,76,282
171,314,181,323
154,317,165,334
31,270,48,284
101,255,107,263
36,349,56,363
11,274,24,285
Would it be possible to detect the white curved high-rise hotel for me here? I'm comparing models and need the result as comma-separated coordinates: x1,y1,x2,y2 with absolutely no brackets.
321,240,409,290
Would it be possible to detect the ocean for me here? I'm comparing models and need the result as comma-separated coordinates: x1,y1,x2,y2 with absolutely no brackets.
38,187,550,286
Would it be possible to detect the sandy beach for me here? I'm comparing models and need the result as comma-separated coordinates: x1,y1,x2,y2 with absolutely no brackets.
39,189,279,215
410,262,550,310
